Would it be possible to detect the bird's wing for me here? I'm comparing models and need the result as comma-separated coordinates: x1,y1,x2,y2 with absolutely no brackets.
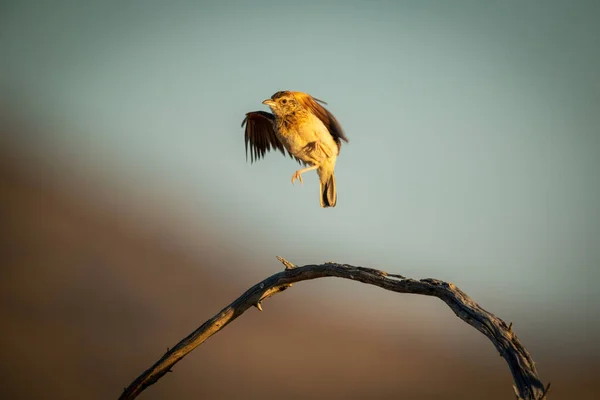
241,111,286,163
291,92,349,150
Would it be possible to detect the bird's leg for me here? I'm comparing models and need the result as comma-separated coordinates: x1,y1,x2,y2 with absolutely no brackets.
291,165,318,185
305,140,332,159
315,140,332,158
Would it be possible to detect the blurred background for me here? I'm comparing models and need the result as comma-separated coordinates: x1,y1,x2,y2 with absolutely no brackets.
1,1,598,399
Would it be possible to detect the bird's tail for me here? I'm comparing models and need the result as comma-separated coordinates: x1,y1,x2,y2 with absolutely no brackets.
319,169,337,208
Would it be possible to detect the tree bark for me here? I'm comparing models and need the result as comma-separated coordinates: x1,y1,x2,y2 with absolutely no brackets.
119,258,550,400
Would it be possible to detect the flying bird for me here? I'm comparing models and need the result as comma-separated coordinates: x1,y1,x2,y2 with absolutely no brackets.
242,91,348,208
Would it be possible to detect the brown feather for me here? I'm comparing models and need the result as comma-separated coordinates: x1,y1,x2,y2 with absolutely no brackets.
241,111,285,163
291,92,349,150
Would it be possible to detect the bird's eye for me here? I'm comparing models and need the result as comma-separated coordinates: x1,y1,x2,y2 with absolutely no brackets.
281,99,287,104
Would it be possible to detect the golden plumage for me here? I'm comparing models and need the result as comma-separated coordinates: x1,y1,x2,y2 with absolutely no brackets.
242,91,348,207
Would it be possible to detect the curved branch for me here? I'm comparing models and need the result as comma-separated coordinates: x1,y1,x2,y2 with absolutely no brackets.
119,258,549,400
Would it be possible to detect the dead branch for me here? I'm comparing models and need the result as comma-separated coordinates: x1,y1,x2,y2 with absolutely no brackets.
119,258,549,400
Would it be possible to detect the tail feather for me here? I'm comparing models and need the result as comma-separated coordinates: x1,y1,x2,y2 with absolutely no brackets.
319,172,337,208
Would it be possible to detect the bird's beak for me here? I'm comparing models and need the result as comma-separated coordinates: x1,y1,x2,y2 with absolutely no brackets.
262,99,276,107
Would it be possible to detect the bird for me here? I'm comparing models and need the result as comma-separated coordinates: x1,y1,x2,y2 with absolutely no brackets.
242,91,348,208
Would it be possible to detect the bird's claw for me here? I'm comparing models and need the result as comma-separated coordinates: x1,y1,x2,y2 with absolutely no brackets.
291,171,304,185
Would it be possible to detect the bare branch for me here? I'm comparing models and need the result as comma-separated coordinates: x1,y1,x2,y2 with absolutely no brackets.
119,260,548,400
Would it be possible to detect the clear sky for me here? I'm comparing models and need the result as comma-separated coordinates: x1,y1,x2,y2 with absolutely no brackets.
2,0,599,335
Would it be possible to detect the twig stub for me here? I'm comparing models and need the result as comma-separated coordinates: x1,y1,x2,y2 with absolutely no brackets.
276,256,296,270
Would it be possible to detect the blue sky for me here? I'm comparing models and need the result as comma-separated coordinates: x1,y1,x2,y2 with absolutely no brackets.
2,0,599,335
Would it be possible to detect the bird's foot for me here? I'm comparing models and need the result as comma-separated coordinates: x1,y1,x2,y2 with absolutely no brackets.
291,171,304,185
291,165,318,185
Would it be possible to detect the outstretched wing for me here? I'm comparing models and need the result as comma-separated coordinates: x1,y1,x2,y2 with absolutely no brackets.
241,111,285,163
291,92,349,150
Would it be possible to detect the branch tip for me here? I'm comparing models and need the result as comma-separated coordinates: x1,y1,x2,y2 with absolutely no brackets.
276,256,296,270
541,382,551,399
512,385,520,399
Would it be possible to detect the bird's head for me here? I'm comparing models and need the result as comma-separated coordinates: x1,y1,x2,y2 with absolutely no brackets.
262,91,301,116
